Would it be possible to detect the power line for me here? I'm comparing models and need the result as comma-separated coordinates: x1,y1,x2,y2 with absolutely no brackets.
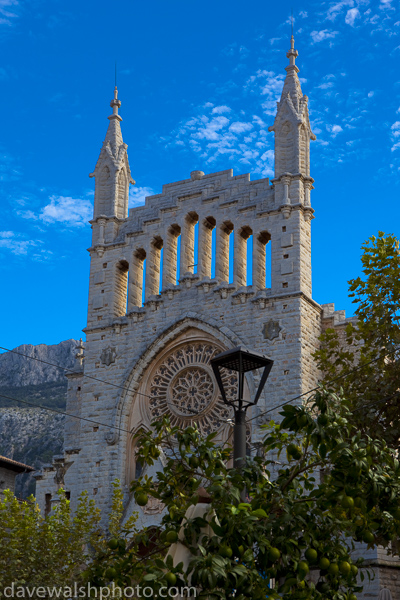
1,343,398,435
0,344,179,406
0,392,132,434
0,344,201,426
246,345,400,424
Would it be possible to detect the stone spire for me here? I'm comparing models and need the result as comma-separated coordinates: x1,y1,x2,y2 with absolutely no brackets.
269,35,316,213
281,35,303,111
104,86,124,155
90,86,135,221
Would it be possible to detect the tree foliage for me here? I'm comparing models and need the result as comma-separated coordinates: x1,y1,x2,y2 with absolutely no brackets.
314,231,400,447
0,489,101,591
88,390,400,600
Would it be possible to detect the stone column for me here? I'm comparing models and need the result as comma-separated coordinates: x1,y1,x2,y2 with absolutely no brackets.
215,223,232,282
128,249,146,309
113,260,129,317
180,215,196,276
304,180,312,207
197,217,215,279
162,225,180,288
282,175,290,205
98,218,106,245
145,239,162,299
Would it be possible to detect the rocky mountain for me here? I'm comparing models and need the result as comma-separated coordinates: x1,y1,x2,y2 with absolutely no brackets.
0,408,65,497
0,340,77,388
0,340,77,498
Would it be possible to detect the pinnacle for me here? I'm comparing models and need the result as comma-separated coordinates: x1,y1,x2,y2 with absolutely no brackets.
104,86,124,156
281,35,303,109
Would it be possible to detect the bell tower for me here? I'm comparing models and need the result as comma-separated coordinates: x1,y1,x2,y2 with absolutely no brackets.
268,35,316,299
36,36,323,532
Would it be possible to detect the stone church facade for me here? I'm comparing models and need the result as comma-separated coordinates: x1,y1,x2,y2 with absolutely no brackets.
34,36,399,599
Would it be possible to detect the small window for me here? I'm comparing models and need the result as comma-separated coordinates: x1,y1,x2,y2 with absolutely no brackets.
45,493,52,517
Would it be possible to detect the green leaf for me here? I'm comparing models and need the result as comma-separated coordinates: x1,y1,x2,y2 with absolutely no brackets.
251,509,268,518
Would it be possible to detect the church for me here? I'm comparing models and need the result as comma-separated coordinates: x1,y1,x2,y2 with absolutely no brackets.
34,36,398,598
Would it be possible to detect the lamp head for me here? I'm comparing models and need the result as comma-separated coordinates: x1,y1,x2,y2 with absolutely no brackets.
210,346,273,410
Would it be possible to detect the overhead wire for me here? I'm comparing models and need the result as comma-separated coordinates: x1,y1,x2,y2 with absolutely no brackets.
246,345,400,423
0,343,398,435
0,345,166,403
0,391,132,434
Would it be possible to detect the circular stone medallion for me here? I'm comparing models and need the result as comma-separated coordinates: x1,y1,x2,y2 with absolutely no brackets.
168,366,215,417
148,343,236,435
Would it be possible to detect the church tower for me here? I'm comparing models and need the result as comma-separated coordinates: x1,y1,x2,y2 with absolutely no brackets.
36,36,322,527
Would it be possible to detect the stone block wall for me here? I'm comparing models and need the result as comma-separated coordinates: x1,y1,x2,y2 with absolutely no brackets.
0,466,17,494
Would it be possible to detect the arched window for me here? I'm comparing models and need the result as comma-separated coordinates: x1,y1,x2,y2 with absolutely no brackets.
247,234,253,286
126,430,147,486
253,231,271,290
211,227,216,279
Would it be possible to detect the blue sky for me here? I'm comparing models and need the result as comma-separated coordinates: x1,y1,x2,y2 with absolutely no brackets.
1,0,400,350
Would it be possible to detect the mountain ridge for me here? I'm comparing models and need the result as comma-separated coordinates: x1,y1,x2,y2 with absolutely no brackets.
0,339,77,498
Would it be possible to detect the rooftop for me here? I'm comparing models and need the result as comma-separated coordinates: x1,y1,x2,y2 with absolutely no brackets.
0,455,34,473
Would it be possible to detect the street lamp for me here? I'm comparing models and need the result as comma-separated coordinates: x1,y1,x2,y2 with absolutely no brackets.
210,346,274,470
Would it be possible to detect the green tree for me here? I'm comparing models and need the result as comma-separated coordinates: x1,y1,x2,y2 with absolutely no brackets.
0,489,101,592
88,391,400,600
314,231,400,447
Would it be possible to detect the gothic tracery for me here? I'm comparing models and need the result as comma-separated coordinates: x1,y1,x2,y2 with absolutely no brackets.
147,342,237,435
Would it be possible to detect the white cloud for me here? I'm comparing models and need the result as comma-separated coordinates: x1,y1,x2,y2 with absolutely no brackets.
193,116,230,141
345,8,360,26
391,121,400,151
129,186,155,208
310,29,339,43
326,0,354,21
0,0,19,25
0,231,36,256
391,121,400,136
327,124,344,136
229,121,253,134
22,195,93,227
367,91,374,98
245,70,284,116
166,96,275,177
40,196,92,226
212,105,231,115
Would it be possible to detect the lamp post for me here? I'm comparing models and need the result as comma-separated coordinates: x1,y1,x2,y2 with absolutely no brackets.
210,346,273,471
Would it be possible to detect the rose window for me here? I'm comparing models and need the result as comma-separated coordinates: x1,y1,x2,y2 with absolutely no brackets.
148,343,238,435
